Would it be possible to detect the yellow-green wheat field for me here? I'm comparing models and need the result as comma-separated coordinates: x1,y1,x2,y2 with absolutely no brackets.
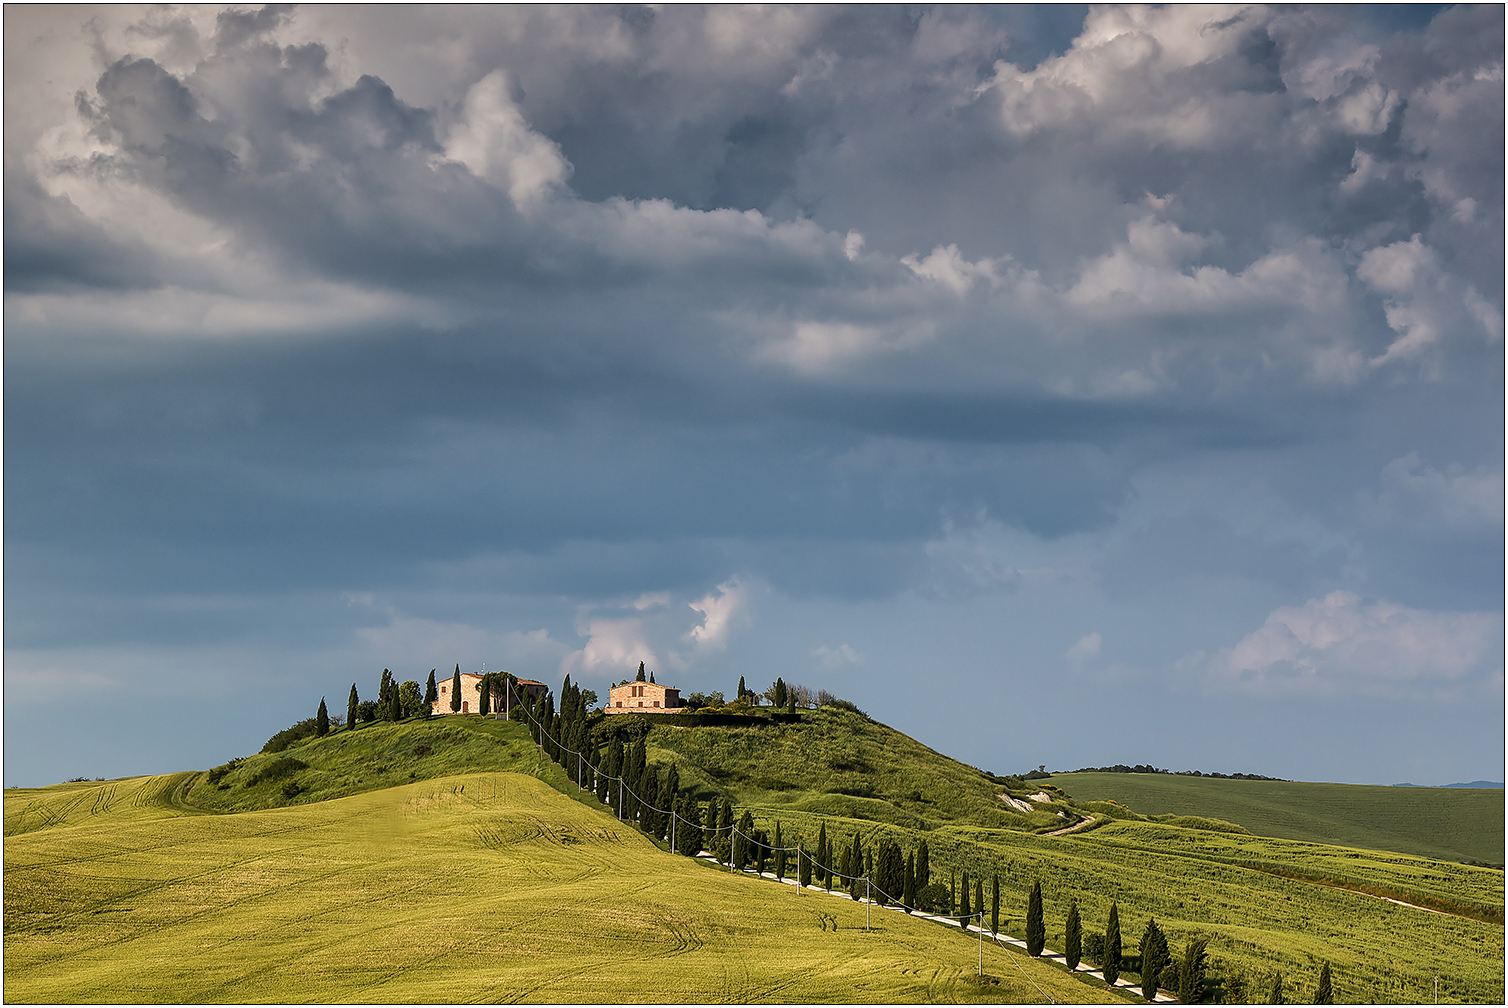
4,771,1121,1004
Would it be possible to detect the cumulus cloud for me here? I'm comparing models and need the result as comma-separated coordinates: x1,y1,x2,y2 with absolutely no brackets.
684,579,748,652
1198,591,1502,699
559,616,657,681
443,70,572,209
1357,235,1502,370
813,643,864,670
1066,631,1102,664
1366,452,1504,533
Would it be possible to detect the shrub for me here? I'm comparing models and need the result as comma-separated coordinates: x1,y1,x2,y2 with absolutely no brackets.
915,881,951,913
261,719,319,754
1084,932,1105,965
205,758,245,785
816,691,868,717
280,780,303,799
243,756,307,787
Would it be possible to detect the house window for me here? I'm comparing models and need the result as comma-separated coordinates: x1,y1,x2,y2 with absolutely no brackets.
616,701,623,707
462,702,468,713
653,701,660,707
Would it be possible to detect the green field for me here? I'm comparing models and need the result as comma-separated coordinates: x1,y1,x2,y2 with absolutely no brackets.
3,732,1118,1004
5,713,1503,1003
1048,773,1505,865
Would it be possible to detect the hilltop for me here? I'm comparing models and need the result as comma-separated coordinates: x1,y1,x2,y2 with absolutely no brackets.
6,706,1503,1004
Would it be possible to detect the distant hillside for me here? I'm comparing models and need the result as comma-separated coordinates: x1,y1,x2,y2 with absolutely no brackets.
632,706,1067,832
5,767,1108,1004
1049,772,1505,865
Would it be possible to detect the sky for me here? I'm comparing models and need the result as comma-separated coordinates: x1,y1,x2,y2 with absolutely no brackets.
4,4,1502,789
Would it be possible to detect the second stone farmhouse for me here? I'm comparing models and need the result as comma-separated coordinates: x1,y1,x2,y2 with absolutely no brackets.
606,680,683,713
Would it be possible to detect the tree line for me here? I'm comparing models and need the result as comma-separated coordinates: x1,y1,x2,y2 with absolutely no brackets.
297,670,1335,1002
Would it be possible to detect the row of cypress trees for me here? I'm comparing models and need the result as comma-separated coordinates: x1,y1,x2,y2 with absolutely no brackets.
513,684,1340,1003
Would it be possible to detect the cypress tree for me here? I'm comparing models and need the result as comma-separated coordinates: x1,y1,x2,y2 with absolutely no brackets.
975,879,984,929
478,673,492,717
1140,918,1169,1001
1104,903,1122,986
737,675,746,703
1177,936,1207,1005
450,666,463,712
665,764,680,838
1313,963,1332,1005
850,835,863,899
678,796,703,856
1268,971,1284,1005
903,851,916,911
798,843,812,887
916,840,930,888
732,808,750,869
378,669,394,719
316,697,329,736
949,870,956,915
773,677,787,708
347,684,359,733
388,686,402,722
868,840,896,905
722,800,734,860
596,741,613,804
755,829,768,875
960,871,971,926
1026,880,1045,954
1064,901,1082,971
817,822,829,887
991,874,1000,934
774,822,786,880
636,661,646,682
649,671,655,683
424,670,438,709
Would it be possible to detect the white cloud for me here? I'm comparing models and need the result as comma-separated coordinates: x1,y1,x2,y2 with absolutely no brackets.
684,579,748,652
1357,236,1503,370
443,70,572,209
1367,453,1504,532
1066,631,1102,663
813,643,864,670
559,615,656,681
1198,591,1502,698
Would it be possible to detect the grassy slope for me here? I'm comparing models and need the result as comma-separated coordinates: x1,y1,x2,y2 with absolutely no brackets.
644,707,1064,831
1049,772,1506,865
6,714,1502,1003
4,764,1116,1005
638,710,1503,1004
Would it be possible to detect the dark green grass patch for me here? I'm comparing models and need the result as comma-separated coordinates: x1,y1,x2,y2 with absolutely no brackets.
1050,772,1505,864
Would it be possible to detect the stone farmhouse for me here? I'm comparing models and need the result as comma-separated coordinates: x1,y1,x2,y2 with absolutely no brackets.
606,680,682,714
432,672,549,716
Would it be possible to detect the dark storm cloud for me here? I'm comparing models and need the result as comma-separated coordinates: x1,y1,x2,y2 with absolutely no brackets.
4,5,1500,787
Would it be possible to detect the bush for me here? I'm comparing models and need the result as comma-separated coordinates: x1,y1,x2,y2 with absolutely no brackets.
205,758,245,785
816,691,868,717
280,781,303,799
1084,932,1105,964
243,756,307,787
915,881,951,914
261,719,319,754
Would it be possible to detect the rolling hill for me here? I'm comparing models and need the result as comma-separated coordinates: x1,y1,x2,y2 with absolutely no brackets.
6,710,1503,1004
2,726,1115,1005
1046,772,1505,865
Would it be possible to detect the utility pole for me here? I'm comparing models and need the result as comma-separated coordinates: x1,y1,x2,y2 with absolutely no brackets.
978,912,983,975
866,879,871,931
1434,976,1440,1004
